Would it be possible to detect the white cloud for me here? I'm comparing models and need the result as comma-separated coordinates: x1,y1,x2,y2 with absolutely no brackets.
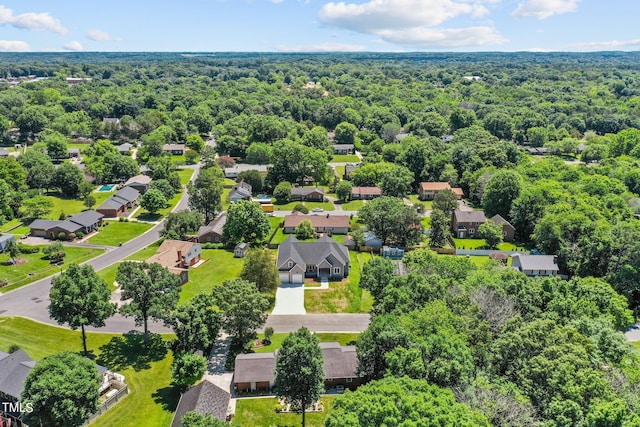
272,0,284,3
0,40,30,52
570,39,640,51
317,0,505,49
276,42,368,52
0,5,68,34
63,40,83,51
86,29,120,42
511,0,580,19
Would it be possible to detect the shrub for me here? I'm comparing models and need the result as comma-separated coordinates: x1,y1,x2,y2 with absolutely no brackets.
17,244,39,254
57,232,66,240
293,203,308,214
7,344,20,354
68,233,76,240
201,243,225,249
76,231,84,239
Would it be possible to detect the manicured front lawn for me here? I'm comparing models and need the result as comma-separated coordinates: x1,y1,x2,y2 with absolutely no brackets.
97,262,120,291
87,221,154,246
304,251,373,313
273,200,335,212
331,154,360,162
270,228,318,245
179,249,244,304
43,191,112,220
454,238,487,249
124,241,163,261
135,190,183,220
232,396,334,427
0,246,104,292
0,317,178,427
0,218,23,232
253,333,360,353
333,165,345,178
335,199,364,211
176,168,194,186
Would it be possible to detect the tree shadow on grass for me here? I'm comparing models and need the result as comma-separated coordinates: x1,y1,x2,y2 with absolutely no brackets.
137,213,163,222
97,333,167,372
152,385,181,412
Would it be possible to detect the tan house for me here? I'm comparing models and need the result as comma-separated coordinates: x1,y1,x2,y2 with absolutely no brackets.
283,213,350,234
418,182,464,200
351,186,382,200
146,239,202,284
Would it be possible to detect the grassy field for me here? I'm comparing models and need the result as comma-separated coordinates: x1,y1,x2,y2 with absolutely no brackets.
232,396,335,427
252,332,360,353
176,168,194,186
43,191,113,219
335,199,364,211
330,154,360,162
0,317,178,427
304,251,373,313
333,165,345,179
454,238,487,249
273,200,335,212
0,218,23,232
0,246,103,292
123,241,163,261
87,221,154,246
270,228,321,245
179,249,244,304
97,262,120,291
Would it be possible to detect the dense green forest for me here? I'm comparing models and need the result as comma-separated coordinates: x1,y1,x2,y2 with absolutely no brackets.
3,52,640,425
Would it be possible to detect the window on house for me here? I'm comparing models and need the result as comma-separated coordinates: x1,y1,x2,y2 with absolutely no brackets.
469,228,475,235
334,267,340,274
288,261,293,268
346,378,353,383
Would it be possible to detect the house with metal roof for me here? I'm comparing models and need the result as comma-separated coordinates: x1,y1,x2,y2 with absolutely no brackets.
277,235,350,283
511,254,559,277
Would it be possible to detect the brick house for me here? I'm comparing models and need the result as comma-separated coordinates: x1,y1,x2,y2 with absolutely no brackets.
283,213,350,234
451,210,487,239
491,214,516,242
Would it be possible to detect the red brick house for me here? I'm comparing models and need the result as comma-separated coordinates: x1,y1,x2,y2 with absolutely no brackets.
491,214,516,242
451,210,487,238
418,182,463,200
351,186,382,200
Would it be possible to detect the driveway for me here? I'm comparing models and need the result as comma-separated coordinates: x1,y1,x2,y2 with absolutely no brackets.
271,282,306,315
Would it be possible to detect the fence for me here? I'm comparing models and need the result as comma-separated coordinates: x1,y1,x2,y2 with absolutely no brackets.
455,249,521,256
82,383,129,426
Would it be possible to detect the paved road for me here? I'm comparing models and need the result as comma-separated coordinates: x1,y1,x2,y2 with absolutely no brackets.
0,165,201,334
264,314,370,333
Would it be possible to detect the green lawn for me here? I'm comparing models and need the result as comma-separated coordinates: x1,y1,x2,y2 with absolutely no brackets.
222,188,231,210
176,168,194,186
179,249,244,304
333,165,345,179
304,201,335,211
170,154,186,166
0,246,104,292
270,228,318,245
97,262,120,291
0,218,23,232
0,317,178,427
43,191,112,220
253,333,359,353
406,195,432,209
304,251,373,313
135,190,183,220
232,396,335,427
454,238,487,249
124,241,163,261
224,178,237,187
87,221,154,246
330,154,360,162
335,199,364,211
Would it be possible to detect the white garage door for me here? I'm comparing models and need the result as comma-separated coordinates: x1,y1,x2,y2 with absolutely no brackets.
290,273,304,283
279,272,289,283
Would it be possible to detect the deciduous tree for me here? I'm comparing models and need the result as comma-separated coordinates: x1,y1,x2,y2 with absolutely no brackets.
213,279,269,345
140,188,167,214
478,219,503,249
240,249,279,293
295,219,316,240
188,166,224,223
171,353,207,388
170,293,221,354
222,200,270,245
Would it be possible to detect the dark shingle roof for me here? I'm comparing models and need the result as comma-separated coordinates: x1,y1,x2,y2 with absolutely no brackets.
320,343,359,379
198,212,227,238
234,353,276,384
277,235,349,269
453,210,487,224
171,380,230,427
290,187,324,196
0,349,35,399
69,210,104,227
97,197,125,211
512,254,559,272
29,219,82,234
114,186,141,203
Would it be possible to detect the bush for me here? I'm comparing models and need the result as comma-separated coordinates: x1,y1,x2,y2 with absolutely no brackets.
68,233,76,240
293,203,309,214
8,344,20,353
264,326,274,345
17,244,39,254
201,243,225,249
57,232,66,240
76,231,84,239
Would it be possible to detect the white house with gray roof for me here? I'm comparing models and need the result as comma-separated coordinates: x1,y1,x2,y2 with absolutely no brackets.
511,253,559,277
277,235,350,283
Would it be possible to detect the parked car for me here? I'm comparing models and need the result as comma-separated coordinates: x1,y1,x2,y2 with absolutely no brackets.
312,207,324,212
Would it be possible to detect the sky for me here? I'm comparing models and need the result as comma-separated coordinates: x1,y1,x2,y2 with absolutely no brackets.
0,0,639,53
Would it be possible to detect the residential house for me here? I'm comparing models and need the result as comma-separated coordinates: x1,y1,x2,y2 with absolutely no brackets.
96,186,141,218
234,242,248,258
103,117,121,127
0,148,10,157
451,210,487,239
277,235,350,283
67,210,104,234
283,213,350,235
395,132,410,142
332,144,355,155
117,142,133,155
0,234,16,252
290,187,324,202
29,210,104,240
198,212,227,243
229,181,252,203
68,148,81,158
233,342,362,393
511,254,559,277
66,77,92,84
382,246,405,259
163,144,185,155
0,349,36,426
418,182,464,200
350,186,382,200
234,353,276,392
363,231,383,248
124,174,152,194
171,380,230,427
491,214,516,242
224,164,270,179
145,239,202,284
343,164,357,180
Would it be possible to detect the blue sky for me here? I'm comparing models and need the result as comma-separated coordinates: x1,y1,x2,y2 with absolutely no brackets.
0,0,638,52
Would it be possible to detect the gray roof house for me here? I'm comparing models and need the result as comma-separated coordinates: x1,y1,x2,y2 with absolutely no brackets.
0,234,16,252
277,235,350,283
229,181,252,203
117,142,133,154
171,380,230,427
234,352,277,392
124,174,152,194
290,187,324,201
511,253,559,277
29,210,104,239
67,210,104,234
451,210,487,239
96,186,141,218
0,349,36,423
198,212,227,243
320,342,364,389
224,164,270,178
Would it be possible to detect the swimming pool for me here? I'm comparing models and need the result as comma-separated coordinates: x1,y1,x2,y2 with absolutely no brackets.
98,184,116,192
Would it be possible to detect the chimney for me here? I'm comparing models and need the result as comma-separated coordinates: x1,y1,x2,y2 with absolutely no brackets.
177,250,182,264
553,255,558,264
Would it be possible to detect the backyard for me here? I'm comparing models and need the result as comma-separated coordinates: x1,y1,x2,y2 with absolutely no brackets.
179,249,245,304
330,154,360,162
252,332,359,354
304,251,373,313
232,396,335,427
0,245,104,292
87,221,154,246
0,317,178,427
44,191,113,219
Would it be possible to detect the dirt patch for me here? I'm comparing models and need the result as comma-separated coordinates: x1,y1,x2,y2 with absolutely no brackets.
2,258,27,266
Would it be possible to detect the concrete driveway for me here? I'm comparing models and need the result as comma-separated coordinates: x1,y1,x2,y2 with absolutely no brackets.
271,282,306,315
